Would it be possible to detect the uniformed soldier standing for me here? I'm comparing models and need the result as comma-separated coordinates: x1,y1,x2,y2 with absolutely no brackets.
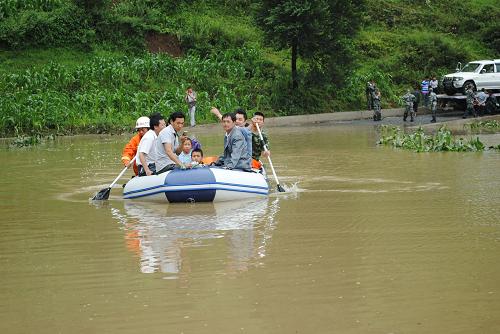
462,85,477,119
366,80,375,110
402,90,416,122
372,89,382,121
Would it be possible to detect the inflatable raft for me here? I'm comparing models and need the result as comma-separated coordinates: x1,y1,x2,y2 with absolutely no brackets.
123,167,268,203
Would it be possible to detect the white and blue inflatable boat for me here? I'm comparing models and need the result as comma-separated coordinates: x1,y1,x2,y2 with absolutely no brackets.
123,167,268,203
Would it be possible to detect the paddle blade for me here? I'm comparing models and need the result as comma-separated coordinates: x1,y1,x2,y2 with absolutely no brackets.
92,187,111,201
277,184,286,192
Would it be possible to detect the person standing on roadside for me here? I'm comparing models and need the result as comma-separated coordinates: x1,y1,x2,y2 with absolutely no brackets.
485,91,498,115
412,85,420,118
430,76,439,94
372,89,382,121
185,86,197,127
429,88,438,123
402,89,416,122
135,113,166,176
421,76,430,108
155,111,189,174
475,88,488,116
462,84,477,119
366,80,375,111
121,116,150,176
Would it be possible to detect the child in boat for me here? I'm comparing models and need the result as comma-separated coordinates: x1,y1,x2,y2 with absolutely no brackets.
191,148,205,167
178,137,193,164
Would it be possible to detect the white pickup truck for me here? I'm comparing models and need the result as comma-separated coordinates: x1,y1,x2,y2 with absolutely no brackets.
442,59,500,95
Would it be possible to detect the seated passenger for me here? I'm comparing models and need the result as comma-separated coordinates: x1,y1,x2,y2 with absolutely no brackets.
136,113,166,176
216,112,251,170
191,148,204,167
121,116,150,175
155,111,189,174
211,107,252,158
235,109,253,158
178,137,193,165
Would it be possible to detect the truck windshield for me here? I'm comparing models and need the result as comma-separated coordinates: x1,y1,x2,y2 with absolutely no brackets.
461,63,481,72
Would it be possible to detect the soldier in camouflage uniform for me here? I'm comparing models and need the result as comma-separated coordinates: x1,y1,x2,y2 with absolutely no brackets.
429,88,438,123
366,80,375,110
462,84,477,119
250,112,270,169
401,89,416,122
372,89,382,121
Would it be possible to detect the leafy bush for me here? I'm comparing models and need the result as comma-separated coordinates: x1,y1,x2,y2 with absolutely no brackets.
0,2,94,49
464,120,500,133
0,0,66,19
378,125,487,152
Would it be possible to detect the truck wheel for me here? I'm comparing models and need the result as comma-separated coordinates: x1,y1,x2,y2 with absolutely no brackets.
462,81,476,93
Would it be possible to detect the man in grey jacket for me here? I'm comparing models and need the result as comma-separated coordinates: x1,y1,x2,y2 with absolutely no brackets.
216,112,251,170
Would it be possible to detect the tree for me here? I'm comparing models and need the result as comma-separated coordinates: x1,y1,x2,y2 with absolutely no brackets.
257,0,364,89
74,0,106,23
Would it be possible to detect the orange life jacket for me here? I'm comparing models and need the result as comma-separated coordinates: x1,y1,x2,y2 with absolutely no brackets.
121,133,142,175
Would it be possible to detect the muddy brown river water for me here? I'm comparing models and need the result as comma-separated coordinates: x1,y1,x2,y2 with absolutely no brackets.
1,124,499,333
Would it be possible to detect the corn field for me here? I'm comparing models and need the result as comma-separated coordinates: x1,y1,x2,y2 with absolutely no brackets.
0,48,274,136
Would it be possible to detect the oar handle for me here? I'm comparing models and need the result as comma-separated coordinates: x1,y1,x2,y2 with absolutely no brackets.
109,157,135,189
255,123,281,187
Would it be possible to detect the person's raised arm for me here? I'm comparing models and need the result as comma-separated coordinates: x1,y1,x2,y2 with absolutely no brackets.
210,107,223,121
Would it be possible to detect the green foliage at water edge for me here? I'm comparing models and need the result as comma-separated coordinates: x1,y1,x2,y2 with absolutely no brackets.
378,125,487,152
464,120,500,133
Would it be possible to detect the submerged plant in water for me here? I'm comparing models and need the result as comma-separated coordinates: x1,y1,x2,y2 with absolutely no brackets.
9,134,54,148
378,125,487,152
464,120,500,133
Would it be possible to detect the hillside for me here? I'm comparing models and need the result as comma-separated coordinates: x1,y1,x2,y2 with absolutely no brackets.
0,0,498,137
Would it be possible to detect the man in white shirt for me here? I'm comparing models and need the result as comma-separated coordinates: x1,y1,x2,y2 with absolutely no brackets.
136,113,166,176
430,76,439,94
155,111,189,174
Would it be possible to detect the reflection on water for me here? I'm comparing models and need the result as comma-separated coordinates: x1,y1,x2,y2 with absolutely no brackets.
110,199,280,277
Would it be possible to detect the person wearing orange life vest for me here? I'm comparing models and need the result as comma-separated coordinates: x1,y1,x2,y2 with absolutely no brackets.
122,116,150,175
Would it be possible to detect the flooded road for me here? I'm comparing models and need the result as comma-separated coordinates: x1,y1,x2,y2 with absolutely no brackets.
1,124,499,333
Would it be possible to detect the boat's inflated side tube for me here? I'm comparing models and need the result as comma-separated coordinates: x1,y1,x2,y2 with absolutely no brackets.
164,168,216,203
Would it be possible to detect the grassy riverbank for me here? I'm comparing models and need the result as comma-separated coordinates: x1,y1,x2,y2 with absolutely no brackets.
1,0,499,137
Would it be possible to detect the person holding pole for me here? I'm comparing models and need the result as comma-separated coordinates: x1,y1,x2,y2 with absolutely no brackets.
250,112,285,192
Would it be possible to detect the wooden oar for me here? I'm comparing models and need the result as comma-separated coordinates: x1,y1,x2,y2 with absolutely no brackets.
92,158,135,200
255,123,285,192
